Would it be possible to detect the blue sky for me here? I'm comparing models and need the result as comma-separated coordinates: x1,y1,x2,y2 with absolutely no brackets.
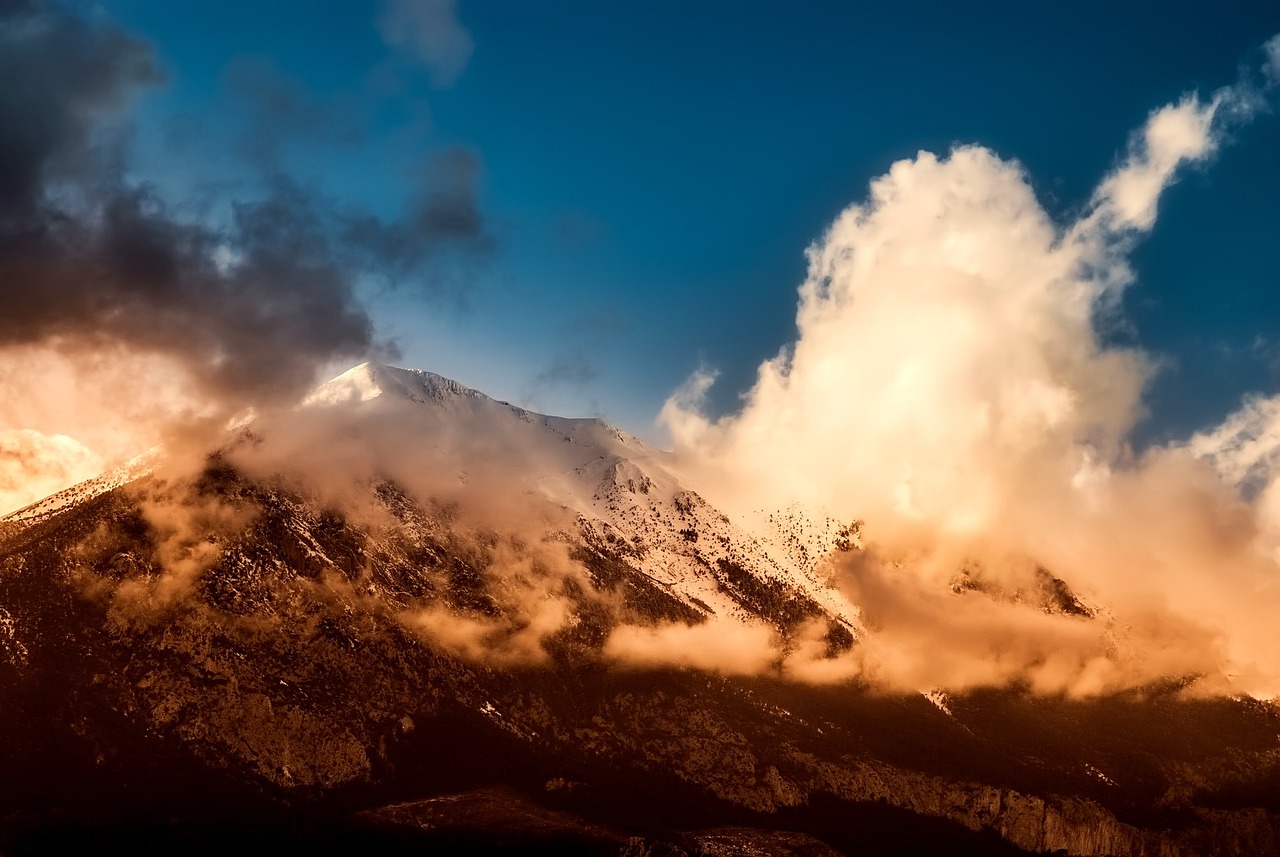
99,0,1280,442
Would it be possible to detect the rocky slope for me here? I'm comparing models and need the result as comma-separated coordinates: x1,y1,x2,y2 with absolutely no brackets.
2,363,1279,855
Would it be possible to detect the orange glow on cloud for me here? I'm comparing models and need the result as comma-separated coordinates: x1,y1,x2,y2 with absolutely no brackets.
664,67,1280,697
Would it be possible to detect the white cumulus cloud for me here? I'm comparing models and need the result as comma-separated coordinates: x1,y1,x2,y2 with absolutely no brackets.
663,40,1280,697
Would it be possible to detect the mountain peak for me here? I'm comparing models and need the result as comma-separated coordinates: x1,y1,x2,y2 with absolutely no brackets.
303,362,491,409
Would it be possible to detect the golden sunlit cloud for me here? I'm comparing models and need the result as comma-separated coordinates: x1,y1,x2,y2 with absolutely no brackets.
0,344,212,515
663,60,1280,697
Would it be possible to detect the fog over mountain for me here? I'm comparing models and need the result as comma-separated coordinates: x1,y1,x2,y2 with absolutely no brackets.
4,362,1280,855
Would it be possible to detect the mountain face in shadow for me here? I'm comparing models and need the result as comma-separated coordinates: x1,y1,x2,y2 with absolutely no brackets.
2,364,1280,856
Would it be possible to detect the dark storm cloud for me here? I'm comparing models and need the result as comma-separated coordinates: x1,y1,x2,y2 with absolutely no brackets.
0,1,493,410
0,1,376,406
0,177,383,404
216,59,495,296
0,0,159,220
222,56,364,169
342,146,495,289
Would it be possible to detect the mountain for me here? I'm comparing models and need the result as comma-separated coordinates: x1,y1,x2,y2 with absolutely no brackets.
302,362,863,629
2,362,1280,855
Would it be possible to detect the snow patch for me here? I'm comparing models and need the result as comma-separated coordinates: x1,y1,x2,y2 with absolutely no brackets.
1085,763,1117,786
923,689,953,717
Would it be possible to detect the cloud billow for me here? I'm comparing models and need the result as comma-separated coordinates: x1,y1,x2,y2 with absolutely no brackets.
664,39,1280,697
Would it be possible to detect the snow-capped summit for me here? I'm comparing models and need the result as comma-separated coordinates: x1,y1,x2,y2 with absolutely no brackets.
304,362,499,409
304,361,645,450
302,362,863,630
2,361,862,631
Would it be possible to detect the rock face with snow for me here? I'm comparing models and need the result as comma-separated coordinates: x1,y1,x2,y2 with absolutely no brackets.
2,362,1280,855
301,363,862,632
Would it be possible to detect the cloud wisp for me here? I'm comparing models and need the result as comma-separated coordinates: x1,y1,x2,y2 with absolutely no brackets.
377,0,475,88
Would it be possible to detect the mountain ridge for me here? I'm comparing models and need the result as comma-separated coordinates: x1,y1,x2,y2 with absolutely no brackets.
3,362,1280,854
294,361,865,634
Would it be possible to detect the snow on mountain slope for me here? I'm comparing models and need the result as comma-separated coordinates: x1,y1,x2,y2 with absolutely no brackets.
302,363,864,631
1,447,159,531
0,362,862,634
4,364,1280,856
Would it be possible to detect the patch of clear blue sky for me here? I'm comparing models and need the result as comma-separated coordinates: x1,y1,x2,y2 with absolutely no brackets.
102,0,1280,444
